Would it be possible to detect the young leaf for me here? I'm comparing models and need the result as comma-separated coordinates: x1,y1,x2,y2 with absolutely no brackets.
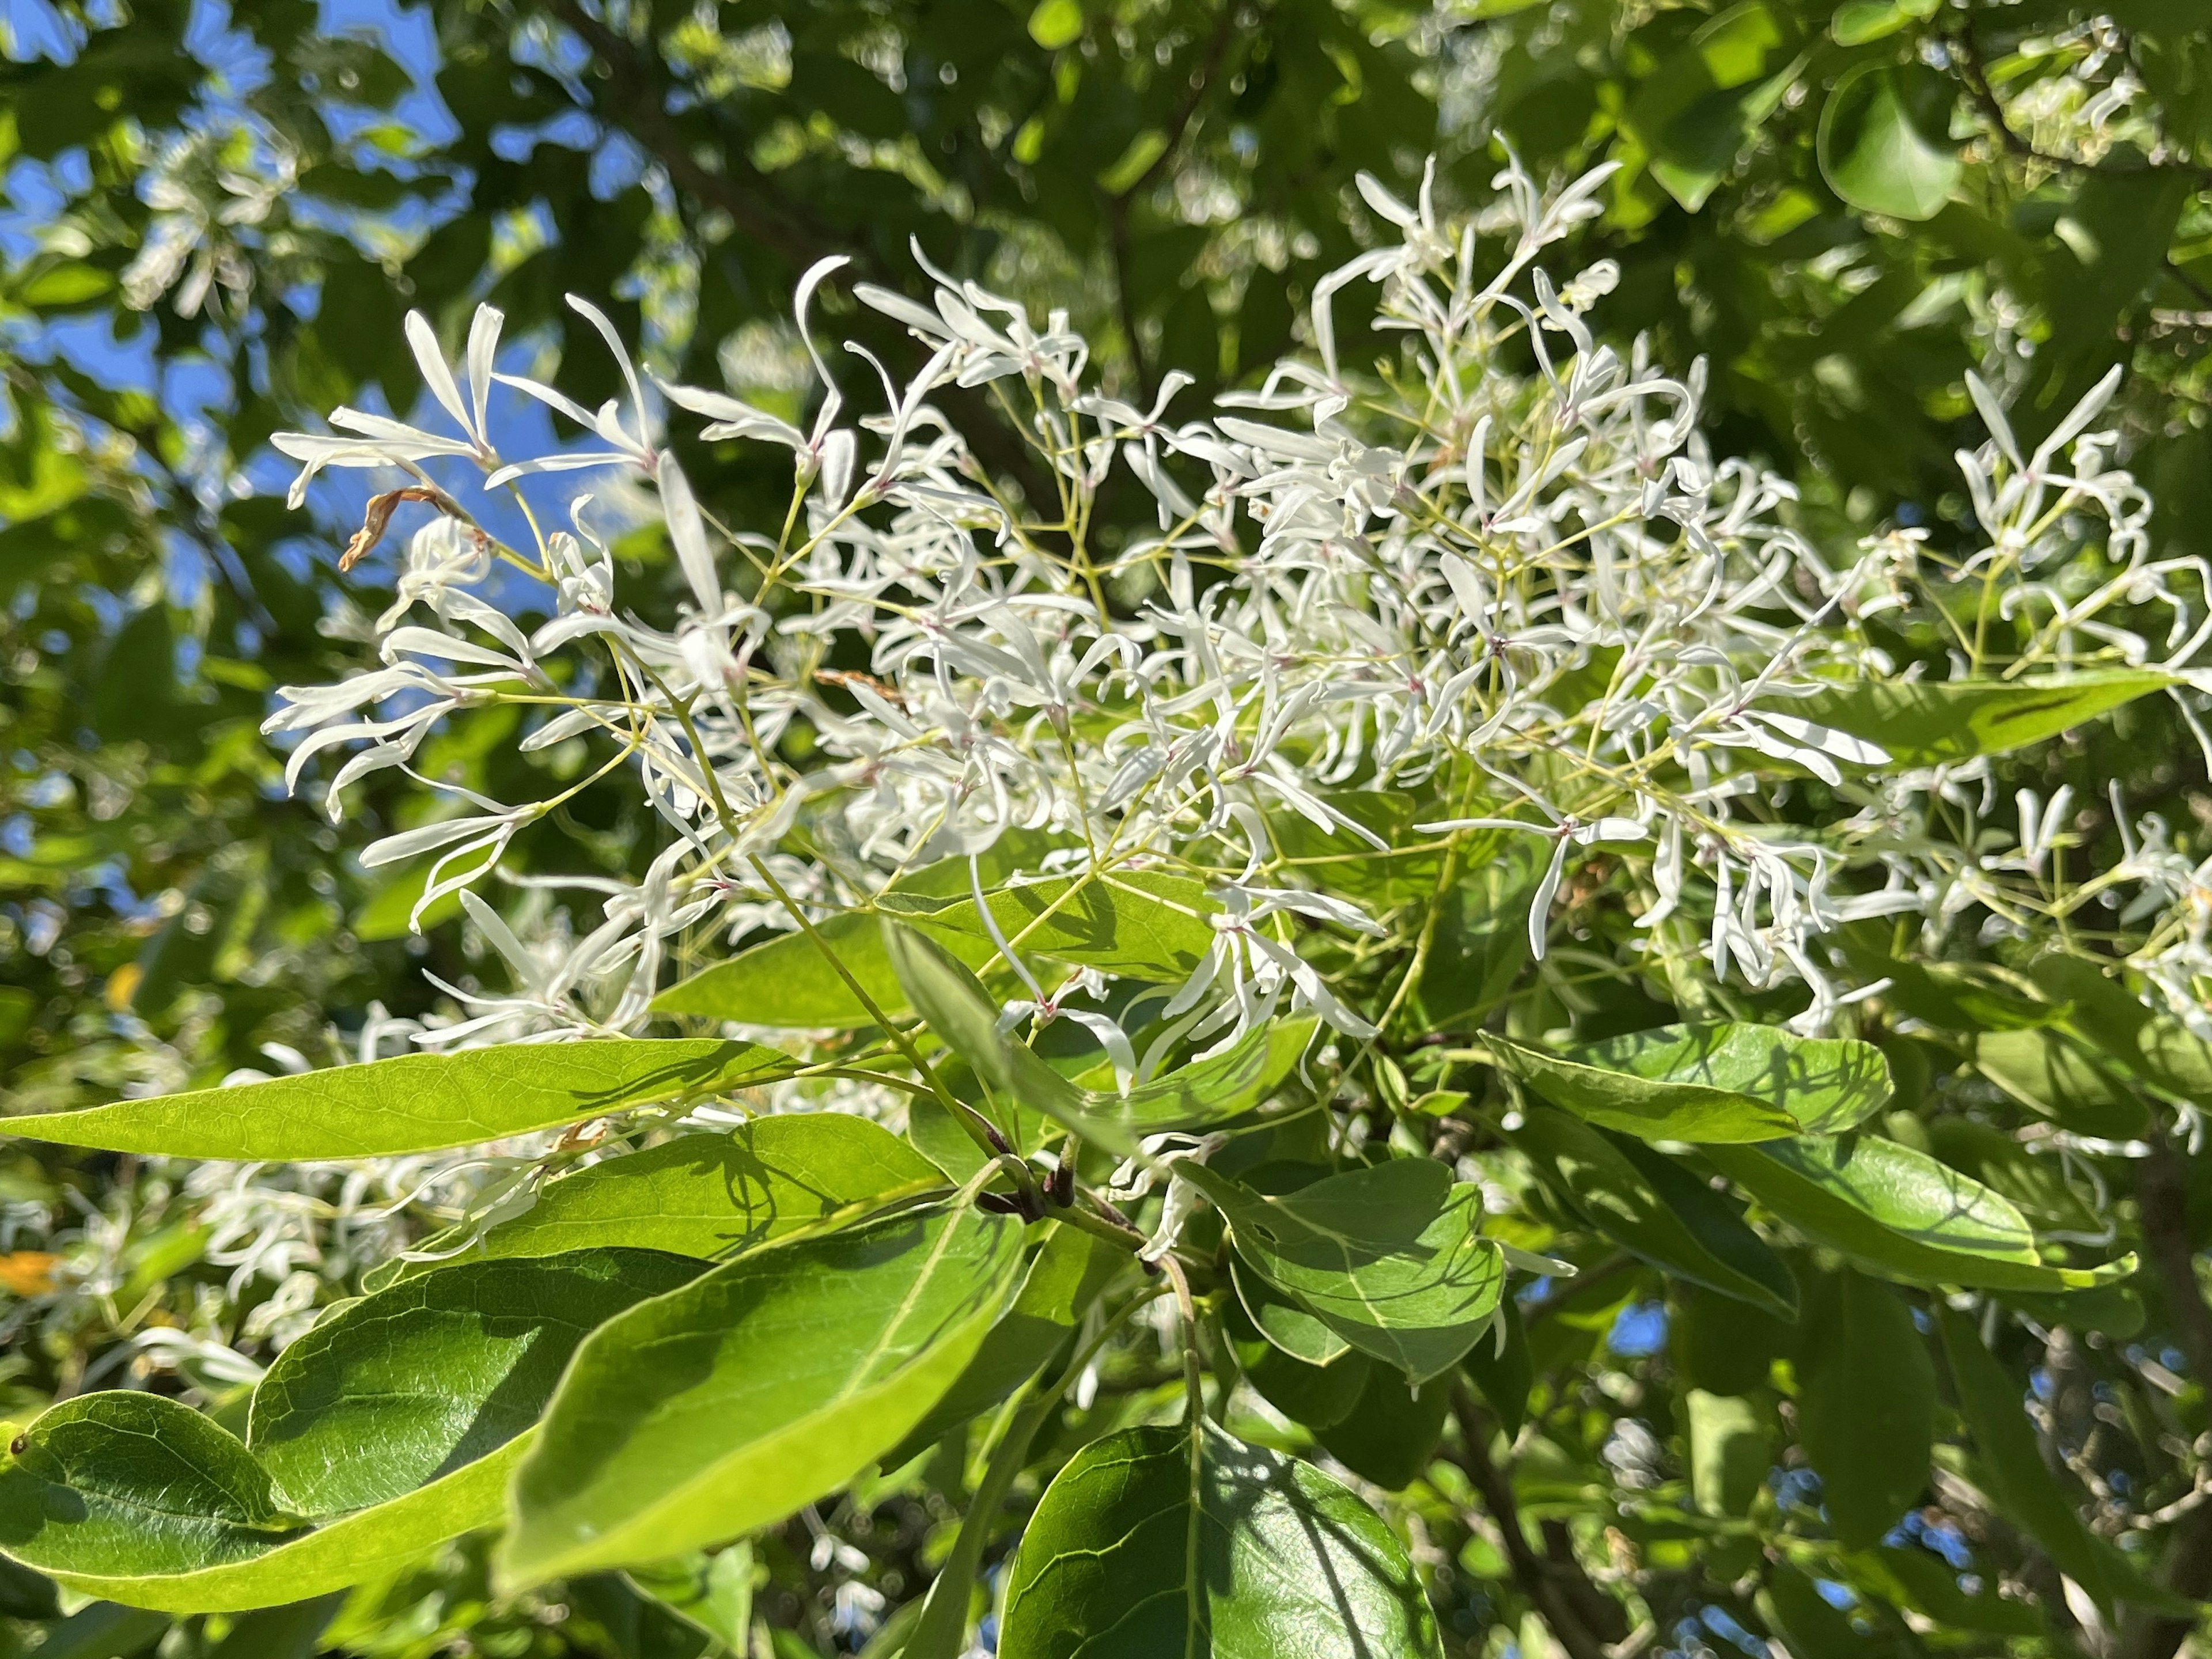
1790,670,2170,767
1510,1108,1798,1317
249,1248,702,1515
1704,1136,2135,1291
997,1420,1445,1659
0,1041,796,1160
1179,1157,1505,1381
0,1392,522,1613
499,1202,1022,1586
413,1117,945,1271
1795,1270,1934,1550
1487,1024,1889,1143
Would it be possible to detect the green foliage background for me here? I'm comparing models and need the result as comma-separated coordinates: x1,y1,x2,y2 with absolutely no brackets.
2,0,2210,1655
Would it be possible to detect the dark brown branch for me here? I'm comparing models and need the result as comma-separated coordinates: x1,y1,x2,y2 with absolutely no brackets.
1449,1387,1627,1659
536,0,870,278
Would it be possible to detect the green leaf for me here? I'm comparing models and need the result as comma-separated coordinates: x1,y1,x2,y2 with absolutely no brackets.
654,872,1218,1027
1828,0,1937,46
1314,1369,1452,1491
1685,1388,1768,1518
2030,953,2212,1107
1796,1270,1933,1549
0,1041,796,1160
500,1202,1022,1586
0,1393,521,1612
1230,1256,1352,1366
1925,1116,2101,1234
1791,670,2170,767
1509,1107,1798,1316
1703,1136,2134,1291
1670,1282,1791,1397
1816,60,1960,220
1406,838,1544,1034
1974,1028,2151,1138
415,1117,945,1271
998,1420,1445,1659
17,1602,170,1659
1851,1545,2041,1636
1487,1024,1889,1143
1180,1158,1505,1381
623,1546,753,1652
893,1223,1126,1456
1224,1290,1370,1430
884,923,1310,1154
1461,1295,1532,1439
249,1249,701,1516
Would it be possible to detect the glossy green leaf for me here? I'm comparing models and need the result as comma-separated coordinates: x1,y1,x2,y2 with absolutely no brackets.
1686,1388,1767,1518
0,1041,796,1160
1509,1107,1798,1316
500,1202,1022,1585
1487,1024,1889,1143
0,1392,522,1613
1796,1270,1933,1548
1180,1157,1504,1381
414,1118,945,1272
249,1248,700,1516
1817,61,1960,221
997,1420,1445,1659
1704,1136,2134,1291
1791,670,2171,767
654,871,1217,1027
885,923,1310,1154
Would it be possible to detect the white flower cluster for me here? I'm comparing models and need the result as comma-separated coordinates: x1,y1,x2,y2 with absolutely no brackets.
262,156,2205,1072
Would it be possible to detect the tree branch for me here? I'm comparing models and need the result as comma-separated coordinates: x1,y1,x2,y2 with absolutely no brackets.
2118,1134,2212,1659
1450,1387,1627,1659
